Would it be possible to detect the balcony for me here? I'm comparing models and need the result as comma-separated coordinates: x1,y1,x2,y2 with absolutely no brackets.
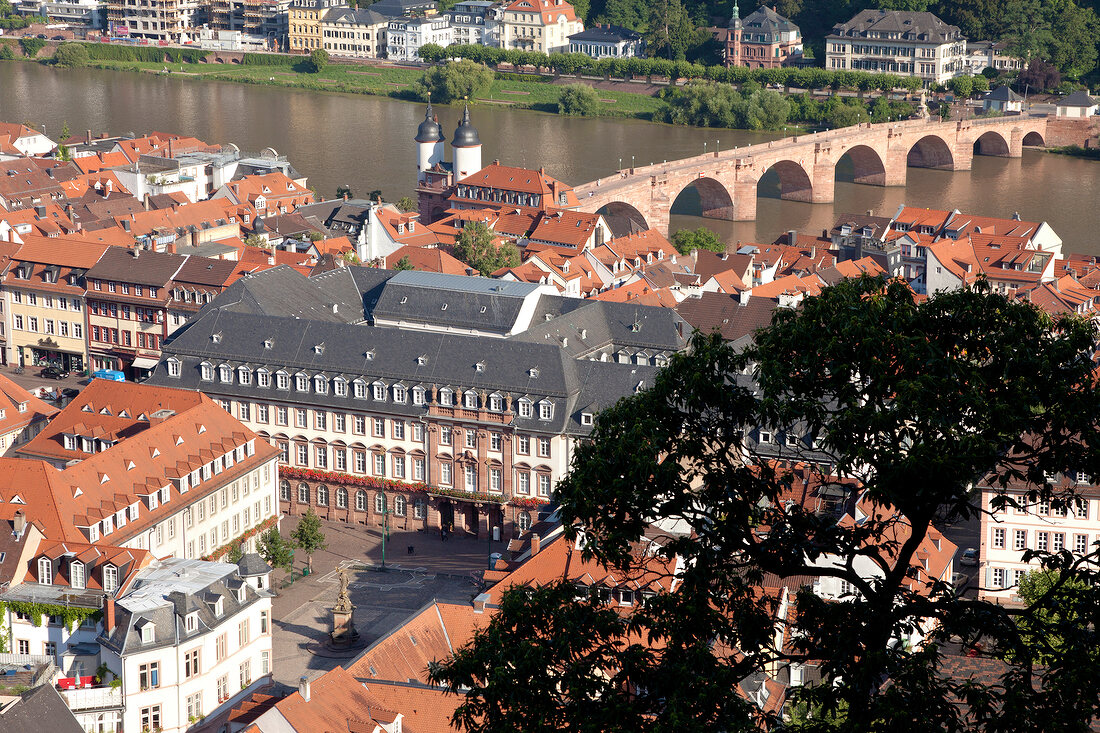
61,685,124,712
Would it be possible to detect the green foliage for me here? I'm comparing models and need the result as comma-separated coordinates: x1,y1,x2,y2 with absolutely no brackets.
394,255,414,271
557,83,600,116
307,230,323,242
257,527,294,573
645,0,697,60
0,42,14,61
1015,569,1096,665
414,60,494,104
418,42,447,62
336,184,354,200
82,42,205,63
291,507,328,572
430,277,1100,731
671,226,724,254
656,80,790,130
242,233,267,248
455,221,520,276
53,42,88,68
19,37,45,58
945,75,973,98
396,196,417,213
0,600,101,631
309,48,329,73
227,543,244,564
242,52,289,66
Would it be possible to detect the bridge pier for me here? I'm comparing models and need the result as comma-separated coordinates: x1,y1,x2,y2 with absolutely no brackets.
1007,129,1025,158
952,143,973,171
732,180,758,221
885,147,908,186
812,160,835,204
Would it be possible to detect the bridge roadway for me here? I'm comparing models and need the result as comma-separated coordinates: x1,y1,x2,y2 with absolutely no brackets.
572,114,1085,236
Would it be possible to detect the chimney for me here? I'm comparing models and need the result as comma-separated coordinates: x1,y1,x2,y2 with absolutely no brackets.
122,219,131,233
34,205,46,217
12,510,26,539
530,532,540,556
473,592,489,614
298,676,311,702
267,254,275,265
788,229,797,246
167,138,173,158
143,193,151,210
132,243,141,258
86,129,92,143
104,596,116,633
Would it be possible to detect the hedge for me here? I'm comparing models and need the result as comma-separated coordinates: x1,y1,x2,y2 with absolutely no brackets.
425,42,933,95
242,52,291,66
80,42,206,63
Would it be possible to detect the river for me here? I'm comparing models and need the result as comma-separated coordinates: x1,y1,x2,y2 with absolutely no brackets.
3,62,1100,253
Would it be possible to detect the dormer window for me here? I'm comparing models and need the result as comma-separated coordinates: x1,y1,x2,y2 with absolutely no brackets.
529,368,539,379
238,367,252,385
463,391,478,409
373,382,386,401
489,393,503,412
439,388,454,407
353,379,367,399
213,597,224,617
334,377,347,397
276,371,290,390
38,557,52,585
314,375,328,394
539,401,553,420
295,374,309,392
185,613,198,632
70,560,85,589
237,586,247,603
219,365,232,383
200,362,213,381
167,358,181,378
518,398,533,418
412,386,426,405
393,384,407,403
103,564,118,593
211,332,222,344
581,412,594,426
141,623,155,643
257,368,270,388
314,343,325,355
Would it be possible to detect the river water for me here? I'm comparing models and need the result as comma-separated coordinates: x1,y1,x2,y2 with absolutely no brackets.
3,62,1099,253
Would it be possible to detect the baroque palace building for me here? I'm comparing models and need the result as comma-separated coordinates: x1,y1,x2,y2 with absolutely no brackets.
149,265,686,539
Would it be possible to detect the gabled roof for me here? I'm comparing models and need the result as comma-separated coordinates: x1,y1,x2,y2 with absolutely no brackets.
986,85,1023,102
503,0,578,23
1058,89,1096,107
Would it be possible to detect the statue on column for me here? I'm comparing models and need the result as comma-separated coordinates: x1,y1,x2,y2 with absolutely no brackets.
330,567,359,645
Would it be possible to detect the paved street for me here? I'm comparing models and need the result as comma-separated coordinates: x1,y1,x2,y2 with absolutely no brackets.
269,516,503,687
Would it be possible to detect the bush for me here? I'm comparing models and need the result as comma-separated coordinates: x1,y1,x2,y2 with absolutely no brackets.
418,43,446,63
557,83,599,116
309,48,328,73
19,37,45,57
0,43,14,61
656,80,789,130
413,59,493,104
671,227,724,254
53,42,88,68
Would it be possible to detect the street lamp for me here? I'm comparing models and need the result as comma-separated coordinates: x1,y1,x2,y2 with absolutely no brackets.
704,141,708,155
631,154,635,169
618,157,622,171
379,500,390,570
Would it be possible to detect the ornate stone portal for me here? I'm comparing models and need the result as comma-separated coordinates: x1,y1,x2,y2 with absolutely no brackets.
330,568,359,645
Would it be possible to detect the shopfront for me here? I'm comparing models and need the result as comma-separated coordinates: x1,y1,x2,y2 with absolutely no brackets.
24,344,84,374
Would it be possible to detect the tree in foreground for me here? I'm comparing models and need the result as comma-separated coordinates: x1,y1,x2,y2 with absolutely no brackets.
291,508,328,573
557,83,600,116
396,196,417,213
671,226,724,254
454,220,519,275
309,48,328,73
53,42,88,68
393,255,414,271
431,276,1100,731
257,527,294,574
414,60,493,104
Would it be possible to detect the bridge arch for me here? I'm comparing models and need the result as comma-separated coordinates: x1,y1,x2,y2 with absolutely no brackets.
972,130,1011,157
834,144,887,186
907,134,954,170
595,201,650,232
670,176,735,221
1022,130,1045,147
759,159,814,203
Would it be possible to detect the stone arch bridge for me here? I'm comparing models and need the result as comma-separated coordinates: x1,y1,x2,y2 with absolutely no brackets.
574,115,1089,235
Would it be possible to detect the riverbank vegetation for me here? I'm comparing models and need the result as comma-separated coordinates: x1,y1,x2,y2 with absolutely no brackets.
1044,145,1100,160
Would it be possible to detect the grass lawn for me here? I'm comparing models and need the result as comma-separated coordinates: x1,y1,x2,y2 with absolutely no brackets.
84,58,664,120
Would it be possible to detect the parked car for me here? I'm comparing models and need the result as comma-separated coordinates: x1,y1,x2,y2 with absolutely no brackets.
960,547,979,566
92,369,126,382
40,366,68,380
951,572,970,589
61,387,79,399
36,34,46,39
52,35,64,40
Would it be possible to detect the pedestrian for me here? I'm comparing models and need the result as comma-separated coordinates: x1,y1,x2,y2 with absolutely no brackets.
440,526,445,541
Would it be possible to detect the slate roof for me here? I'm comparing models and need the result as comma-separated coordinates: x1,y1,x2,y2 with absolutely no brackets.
371,270,545,334
101,557,264,655
567,24,641,42
829,9,963,42
323,6,387,25
237,553,272,577
1058,89,1097,107
0,685,84,733
986,85,1023,102
189,265,371,323
675,293,780,346
739,5,798,33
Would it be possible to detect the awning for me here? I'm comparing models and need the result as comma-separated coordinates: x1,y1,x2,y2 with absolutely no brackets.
131,357,160,370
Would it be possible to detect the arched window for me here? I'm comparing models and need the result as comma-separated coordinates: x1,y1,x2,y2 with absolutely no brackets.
375,493,386,514
297,482,309,503
38,557,52,585
316,484,329,506
518,512,531,531
336,487,348,509
489,393,503,412
463,391,478,409
393,384,407,403
394,495,407,517
413,499,426,519
280,480,291,501
356,490,367,511
314,375,328,394
439,388,453,406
